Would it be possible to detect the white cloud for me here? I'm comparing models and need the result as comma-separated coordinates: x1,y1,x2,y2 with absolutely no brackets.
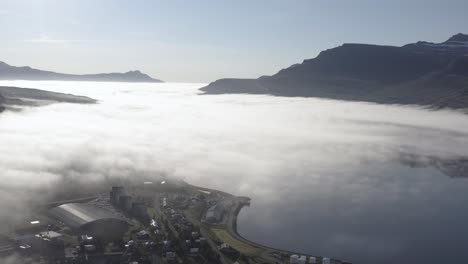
22,34,95,44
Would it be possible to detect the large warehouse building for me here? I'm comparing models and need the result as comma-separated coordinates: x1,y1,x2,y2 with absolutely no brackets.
49,203,129,240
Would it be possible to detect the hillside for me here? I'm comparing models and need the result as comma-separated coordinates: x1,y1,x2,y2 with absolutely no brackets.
200,34,468,110
0,61,162,83
0,86,96,112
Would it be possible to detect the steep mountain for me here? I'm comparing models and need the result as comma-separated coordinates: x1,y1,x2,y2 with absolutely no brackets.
0,61,163,83
201,33,468,109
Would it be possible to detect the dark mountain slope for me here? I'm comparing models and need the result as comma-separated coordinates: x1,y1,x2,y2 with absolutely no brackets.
0,93,5,112
274,44,450,84
0,86,96,112
201,34,468,110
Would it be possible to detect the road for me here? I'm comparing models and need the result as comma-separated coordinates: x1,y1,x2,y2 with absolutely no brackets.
224,196,349,264
224,197,283,263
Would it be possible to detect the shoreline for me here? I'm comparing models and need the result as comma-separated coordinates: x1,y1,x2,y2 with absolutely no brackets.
190,182,350,263
225,196,350,264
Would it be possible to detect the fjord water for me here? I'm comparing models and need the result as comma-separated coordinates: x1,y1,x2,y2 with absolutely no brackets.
1,81,468,264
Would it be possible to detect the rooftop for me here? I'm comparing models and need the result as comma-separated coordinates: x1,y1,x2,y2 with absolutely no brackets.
49,203,126,229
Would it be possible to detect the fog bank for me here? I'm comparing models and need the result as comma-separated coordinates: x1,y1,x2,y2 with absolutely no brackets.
0,81,467,263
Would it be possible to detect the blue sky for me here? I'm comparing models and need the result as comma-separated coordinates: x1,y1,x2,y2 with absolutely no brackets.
1,0,467,82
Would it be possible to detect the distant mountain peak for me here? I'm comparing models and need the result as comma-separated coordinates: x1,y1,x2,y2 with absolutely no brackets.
125,70,143,75
402,33,468,56
0,61,163,83
446,33,468,42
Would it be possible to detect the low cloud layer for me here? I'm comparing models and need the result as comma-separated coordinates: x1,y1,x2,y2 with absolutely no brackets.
0,81,467,263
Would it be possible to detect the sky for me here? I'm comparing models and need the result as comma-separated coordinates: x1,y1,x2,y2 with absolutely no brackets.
1,0,468,82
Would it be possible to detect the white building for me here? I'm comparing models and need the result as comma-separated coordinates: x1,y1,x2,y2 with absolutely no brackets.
290,254,299,264
298,255,307,264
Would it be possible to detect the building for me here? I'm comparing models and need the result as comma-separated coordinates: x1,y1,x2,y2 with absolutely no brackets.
37,231,65,258
166,251,176,262
131,202,149,219
219,243,239,258
204,203,225,224
37,231,63,244
49,203,129,240
298,255,307,264
110,186,125,205
189,247,199,256
119,195,133,213
136,230,151,240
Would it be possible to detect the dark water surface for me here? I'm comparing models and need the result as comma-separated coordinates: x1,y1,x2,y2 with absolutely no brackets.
238,162,468,264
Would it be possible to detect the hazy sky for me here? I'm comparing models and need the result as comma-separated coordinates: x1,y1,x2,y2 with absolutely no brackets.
1,0,467,82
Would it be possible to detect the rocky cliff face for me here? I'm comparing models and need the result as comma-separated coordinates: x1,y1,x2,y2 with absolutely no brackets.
402,33,468,56
201,34,468,110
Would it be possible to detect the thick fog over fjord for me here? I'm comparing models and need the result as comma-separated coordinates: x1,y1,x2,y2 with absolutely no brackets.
0,81,467,210
1,81,468,264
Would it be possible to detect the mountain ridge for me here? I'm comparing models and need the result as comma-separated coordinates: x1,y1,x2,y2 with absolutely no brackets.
0,85,96,113
0,61,163,83
200,33,468,110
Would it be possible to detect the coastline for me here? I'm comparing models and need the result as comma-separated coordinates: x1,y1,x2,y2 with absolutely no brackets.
224,196,350,264
189,182,350,263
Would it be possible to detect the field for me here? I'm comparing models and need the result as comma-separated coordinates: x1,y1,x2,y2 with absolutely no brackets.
210,227,263,256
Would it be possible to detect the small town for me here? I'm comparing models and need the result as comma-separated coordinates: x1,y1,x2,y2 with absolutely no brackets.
0,180,351,264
